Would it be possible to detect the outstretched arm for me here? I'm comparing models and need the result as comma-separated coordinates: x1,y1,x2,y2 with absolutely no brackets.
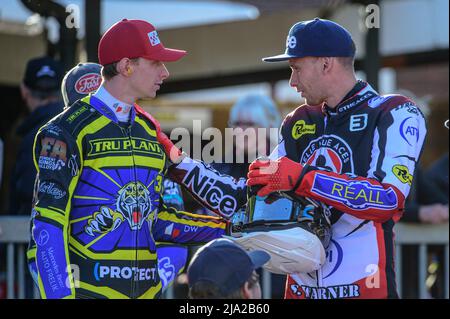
248,101,427,223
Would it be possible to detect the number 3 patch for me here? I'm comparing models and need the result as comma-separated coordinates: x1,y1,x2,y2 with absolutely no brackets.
349,114,368,132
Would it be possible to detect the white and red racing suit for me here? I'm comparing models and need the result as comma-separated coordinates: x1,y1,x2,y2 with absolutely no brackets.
165,80,427,299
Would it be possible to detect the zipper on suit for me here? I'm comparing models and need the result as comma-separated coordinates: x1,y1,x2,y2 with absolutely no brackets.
122,125,140,299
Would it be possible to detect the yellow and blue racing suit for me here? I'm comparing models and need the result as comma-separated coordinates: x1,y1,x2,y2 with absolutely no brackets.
27,95,226,299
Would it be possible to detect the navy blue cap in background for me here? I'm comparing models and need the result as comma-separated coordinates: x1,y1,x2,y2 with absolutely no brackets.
187,238,270,295
23,56,64,92
263,18,355,62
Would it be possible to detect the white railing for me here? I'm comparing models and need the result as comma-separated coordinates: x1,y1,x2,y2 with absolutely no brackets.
394,222,449,299
1,216,448,299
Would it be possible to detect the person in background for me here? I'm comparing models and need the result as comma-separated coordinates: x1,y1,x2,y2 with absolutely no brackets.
9,56,64,215
0,137,3,189
213,94,282,179
426,119,449,202
398,91,448,225
187,238,269,299
401,117,449,299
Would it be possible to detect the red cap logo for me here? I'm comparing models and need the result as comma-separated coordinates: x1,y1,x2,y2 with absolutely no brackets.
74,73,101,94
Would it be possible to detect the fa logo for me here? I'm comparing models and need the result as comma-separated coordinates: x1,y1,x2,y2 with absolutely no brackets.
349,114,368,132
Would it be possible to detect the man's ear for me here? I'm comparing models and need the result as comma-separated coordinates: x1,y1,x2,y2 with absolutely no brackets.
322,57,334,74
241,281,251,299
20,82,29,100
116,58,132,77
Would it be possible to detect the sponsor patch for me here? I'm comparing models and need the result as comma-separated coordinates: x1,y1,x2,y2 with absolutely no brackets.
75,72,101,94
290,283,361,299
367,95,393,108
39,137,67,171
392,164,413,186
164,223,180,238
311,174,398,210
292,120,316,139
38,182,67,200
349,114,368,132
45,124,63,136
323,239,344,279
68,155,79,177
338,92,375,113
286,35,297,49
394,101,420,115
94,263,157,282
183,166,238,216
66,105,88,123
400,117,419,146
40,137,67,161
148,31,160,46
301,135,354,174
88,137,163,158
37,65,55,78
37,229,50,246
38,156,66,171
158,257,176,288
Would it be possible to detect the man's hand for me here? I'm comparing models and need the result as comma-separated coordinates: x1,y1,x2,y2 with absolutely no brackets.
418,204,449,224
247,157,304,197
134,104,183,163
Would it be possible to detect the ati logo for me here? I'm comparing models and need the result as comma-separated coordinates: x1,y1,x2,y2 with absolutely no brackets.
392,165,413,186
400,117,419,146
88,138,163,157
292,120,316,140
183,166,237,216
75,73,101,94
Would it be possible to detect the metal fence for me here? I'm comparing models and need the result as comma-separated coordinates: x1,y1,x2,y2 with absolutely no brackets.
1,216,448,299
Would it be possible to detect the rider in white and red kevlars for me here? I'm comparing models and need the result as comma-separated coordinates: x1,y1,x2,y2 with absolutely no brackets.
154,18,427,299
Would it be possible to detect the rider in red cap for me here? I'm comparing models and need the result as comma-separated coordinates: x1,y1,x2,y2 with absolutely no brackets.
28,19,227,299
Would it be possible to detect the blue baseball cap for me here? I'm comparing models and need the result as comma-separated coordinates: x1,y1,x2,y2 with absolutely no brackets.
23,56,64,92
187,238,270,295
263,18,355,62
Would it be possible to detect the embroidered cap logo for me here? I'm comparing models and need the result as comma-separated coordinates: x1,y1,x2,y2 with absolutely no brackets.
148,31,161,46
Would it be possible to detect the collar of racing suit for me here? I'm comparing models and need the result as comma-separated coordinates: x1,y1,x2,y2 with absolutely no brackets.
322,80,377,117
91,85,136,124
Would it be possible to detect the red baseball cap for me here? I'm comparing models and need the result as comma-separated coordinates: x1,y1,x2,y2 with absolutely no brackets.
98,19,187,65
